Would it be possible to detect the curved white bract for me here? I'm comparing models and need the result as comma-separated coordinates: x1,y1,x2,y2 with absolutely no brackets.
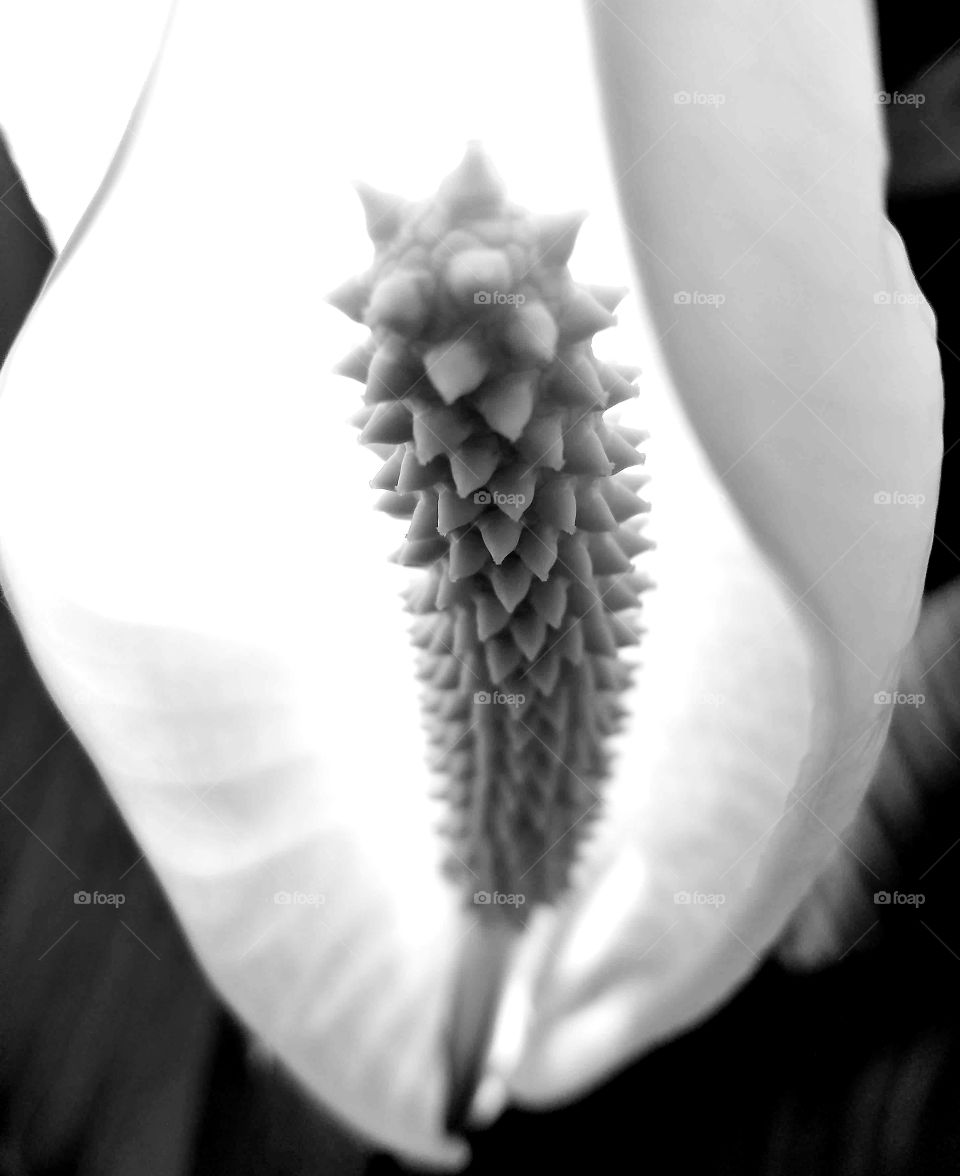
0,0,171,251
0,0,940,1164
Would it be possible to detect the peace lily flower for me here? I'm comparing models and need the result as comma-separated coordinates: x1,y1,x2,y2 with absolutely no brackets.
0,0,941,1168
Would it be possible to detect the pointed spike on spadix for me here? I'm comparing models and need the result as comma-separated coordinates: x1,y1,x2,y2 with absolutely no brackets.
326,273,371,322
588,284,630,313
557,286,618,342
354,181,411,246
534,209,588,266
333,340,373,383
438,140,507,215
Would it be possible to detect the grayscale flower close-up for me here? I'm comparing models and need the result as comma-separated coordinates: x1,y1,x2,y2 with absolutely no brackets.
1,3,958,1175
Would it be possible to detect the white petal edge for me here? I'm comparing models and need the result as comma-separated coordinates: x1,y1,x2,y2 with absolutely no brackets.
0,0,170,251
509,0,942,1101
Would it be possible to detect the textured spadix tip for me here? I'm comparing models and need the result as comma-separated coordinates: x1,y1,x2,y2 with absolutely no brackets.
329,146,651,916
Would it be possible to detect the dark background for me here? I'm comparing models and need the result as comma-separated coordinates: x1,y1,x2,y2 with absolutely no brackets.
3,7,960,1173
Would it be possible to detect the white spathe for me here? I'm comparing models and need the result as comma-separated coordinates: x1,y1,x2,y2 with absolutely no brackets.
0,0,941,1167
